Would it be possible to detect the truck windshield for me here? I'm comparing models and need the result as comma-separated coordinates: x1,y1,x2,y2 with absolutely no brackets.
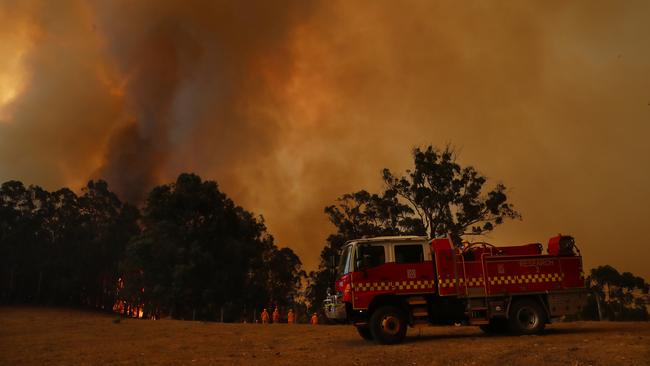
337,245,353,275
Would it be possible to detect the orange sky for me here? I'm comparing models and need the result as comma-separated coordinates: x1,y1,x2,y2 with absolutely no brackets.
1,0,649,278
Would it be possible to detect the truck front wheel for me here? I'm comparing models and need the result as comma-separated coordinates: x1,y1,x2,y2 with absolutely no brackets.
369,305,407,344
508,299,546,335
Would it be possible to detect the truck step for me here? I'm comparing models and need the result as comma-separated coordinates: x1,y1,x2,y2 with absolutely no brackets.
412,310,428,317
408,297,427,305
410,304,428,318
411,320,430,328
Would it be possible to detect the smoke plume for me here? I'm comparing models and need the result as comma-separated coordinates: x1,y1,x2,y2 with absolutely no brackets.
1,1,649,277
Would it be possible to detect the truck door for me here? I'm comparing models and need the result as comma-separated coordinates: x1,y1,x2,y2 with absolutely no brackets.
392,243,436,294
432,238,460,296
351,244,391,309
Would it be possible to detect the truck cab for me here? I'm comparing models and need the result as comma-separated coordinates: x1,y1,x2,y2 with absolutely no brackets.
337,236,434,308
326,236,440,341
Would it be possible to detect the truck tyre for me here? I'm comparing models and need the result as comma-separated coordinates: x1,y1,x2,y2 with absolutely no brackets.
508,299,546,335
369,305,407,344
356,326,374,341
479,318,509,335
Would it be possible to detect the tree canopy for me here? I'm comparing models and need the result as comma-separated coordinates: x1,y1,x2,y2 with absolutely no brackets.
382,145,520,244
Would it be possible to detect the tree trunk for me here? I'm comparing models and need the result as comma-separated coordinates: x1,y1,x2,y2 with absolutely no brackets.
100,275,106,309
36,271,43,303
9,267,14,295
594,291,603,320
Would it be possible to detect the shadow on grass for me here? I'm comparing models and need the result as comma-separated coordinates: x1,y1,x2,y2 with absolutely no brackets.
333,323,616,346
330,327,483,347
542,325,615,336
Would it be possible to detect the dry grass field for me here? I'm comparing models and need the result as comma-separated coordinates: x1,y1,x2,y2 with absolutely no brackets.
1,307,649,366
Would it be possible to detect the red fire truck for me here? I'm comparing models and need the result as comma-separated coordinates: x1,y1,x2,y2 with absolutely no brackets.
324,235,588,344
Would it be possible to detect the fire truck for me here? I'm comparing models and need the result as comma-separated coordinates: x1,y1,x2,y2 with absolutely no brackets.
324,235,588,344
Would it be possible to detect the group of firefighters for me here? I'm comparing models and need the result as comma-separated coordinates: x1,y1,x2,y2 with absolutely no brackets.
259,307,319,325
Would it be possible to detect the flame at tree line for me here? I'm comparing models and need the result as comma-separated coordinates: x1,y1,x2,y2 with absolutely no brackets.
112,277,145,319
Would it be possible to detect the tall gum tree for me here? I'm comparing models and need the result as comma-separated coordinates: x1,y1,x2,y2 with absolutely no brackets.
383,145,521,246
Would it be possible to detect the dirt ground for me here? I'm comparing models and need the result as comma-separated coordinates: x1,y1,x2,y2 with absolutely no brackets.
1,307,649,366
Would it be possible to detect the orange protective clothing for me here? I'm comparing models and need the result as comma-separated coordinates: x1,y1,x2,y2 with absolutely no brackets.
272,308,280,323
310,313,318,325
287,310,295,324
261,309,270,324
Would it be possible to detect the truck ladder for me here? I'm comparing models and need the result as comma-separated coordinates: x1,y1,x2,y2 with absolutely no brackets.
467,246,494,325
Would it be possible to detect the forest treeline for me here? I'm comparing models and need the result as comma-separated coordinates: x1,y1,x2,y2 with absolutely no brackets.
581,265,649,321
0,173,304,321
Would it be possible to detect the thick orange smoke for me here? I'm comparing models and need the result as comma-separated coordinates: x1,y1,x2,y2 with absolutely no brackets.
1,1,649,277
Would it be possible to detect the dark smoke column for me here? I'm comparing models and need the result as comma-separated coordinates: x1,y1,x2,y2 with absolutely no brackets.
92,1,312,203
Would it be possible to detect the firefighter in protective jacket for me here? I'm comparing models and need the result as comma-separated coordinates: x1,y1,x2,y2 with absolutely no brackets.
272,307,280,323
261,308,270,324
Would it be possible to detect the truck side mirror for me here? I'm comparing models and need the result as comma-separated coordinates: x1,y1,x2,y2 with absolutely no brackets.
356,254,371,271
355,258,364,271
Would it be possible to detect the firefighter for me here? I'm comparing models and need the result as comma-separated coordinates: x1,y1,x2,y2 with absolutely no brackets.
310,312,318,325
287,309,295,324
261,308,270,324
272,307,280,323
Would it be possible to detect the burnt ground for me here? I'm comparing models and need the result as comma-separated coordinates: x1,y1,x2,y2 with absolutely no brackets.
0,307,649,366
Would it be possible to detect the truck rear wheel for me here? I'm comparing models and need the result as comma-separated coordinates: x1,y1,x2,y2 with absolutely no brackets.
356,326,374,341
508,299,546,335
369,305,407,344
